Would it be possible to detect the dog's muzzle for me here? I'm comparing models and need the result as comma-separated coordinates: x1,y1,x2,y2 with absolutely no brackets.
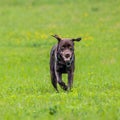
65,56,73,67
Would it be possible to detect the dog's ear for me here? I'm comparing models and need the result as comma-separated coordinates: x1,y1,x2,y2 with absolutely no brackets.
72,37,82,42
52,35,61,42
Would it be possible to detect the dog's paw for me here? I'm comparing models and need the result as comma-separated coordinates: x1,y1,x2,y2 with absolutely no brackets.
63,85,68,91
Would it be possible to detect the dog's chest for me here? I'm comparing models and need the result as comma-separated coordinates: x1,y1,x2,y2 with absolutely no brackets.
56,62,70,73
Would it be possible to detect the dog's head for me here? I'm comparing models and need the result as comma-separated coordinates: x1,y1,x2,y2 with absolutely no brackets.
52,35,82,64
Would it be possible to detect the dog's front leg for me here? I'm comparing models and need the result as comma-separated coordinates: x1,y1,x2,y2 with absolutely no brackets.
68,71,74,90
56,72,68,91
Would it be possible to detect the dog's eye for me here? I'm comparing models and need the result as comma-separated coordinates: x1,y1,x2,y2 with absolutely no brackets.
61,47,65,51
69,47,73,50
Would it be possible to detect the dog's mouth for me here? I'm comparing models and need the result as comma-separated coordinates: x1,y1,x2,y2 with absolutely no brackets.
63,57,72,67
63,53,72,62
63,56,71,62
60,51,72,66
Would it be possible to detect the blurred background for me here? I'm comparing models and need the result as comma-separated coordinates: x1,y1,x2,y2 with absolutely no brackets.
0,0,120,120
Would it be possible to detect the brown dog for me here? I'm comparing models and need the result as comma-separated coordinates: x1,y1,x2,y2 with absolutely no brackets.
50,35,82,91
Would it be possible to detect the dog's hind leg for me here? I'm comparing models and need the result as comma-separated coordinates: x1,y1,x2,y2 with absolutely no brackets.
68,71,74,90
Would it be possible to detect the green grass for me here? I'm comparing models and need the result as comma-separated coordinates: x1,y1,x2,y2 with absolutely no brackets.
0,0,120,120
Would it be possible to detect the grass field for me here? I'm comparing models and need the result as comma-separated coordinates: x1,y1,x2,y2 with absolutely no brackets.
0,0,120,120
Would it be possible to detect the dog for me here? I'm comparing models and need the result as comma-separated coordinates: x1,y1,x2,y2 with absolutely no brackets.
50,35,82,91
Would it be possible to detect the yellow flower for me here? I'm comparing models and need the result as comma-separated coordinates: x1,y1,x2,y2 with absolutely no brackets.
35,32,40,39
26,32,31,40
40,33,48,39
84,13,88,17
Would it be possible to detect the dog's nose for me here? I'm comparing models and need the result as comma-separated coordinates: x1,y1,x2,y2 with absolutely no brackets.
65,54,70,58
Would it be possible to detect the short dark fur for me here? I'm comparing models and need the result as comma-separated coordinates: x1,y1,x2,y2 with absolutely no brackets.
50,35,81,91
